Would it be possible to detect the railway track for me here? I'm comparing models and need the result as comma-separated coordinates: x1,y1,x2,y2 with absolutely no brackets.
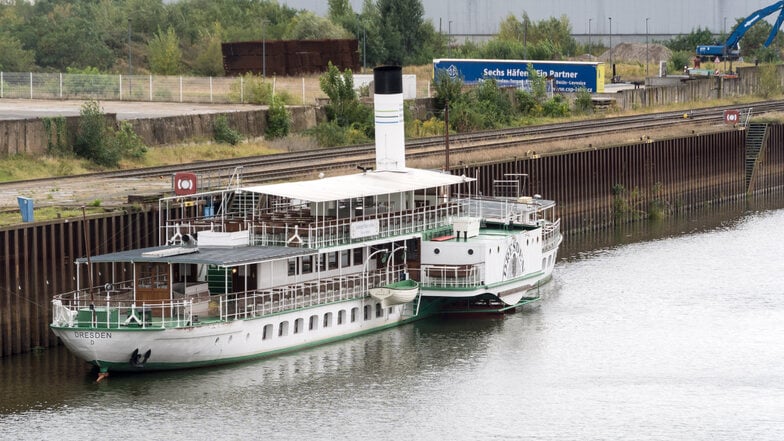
2,100,782,190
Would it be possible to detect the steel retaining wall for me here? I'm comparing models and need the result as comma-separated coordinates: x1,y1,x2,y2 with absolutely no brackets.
2,128,784,357
0,210,158,356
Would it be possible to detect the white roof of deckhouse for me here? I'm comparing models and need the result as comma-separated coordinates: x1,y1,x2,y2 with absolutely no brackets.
240,168,474,202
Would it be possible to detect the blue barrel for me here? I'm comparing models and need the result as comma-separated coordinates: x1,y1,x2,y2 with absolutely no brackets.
17,197,34,222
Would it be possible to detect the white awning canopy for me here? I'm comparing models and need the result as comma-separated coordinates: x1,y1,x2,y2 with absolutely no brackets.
240,168,474,203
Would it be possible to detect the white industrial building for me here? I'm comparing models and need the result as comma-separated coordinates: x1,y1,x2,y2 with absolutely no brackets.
281,0,781,43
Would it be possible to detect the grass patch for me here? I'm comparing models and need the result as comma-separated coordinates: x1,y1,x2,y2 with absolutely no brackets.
0,155,98,183
0,206,108,227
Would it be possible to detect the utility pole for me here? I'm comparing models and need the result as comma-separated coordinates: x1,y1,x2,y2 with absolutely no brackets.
588,18,592,53
444,99,450,173
646,18,650,77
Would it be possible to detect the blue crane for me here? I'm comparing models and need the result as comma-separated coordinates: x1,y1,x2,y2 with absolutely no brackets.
697,1,784,60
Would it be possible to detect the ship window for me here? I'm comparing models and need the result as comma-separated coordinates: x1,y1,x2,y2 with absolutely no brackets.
288,258,298,276
542,258,546,268
279,321,289,337
375,303,383,318
319,254,327,271
328,252,338,270
468,249,474,255
351,307,359,322
263,324,273,340
338,310,346,325
302,255,313,274
388,307,393,314
434,248,440,255
340,250,350,268
364,305,372,321
294,318,303,334
353,248,363,266
309,315,318,331
323,312,332,328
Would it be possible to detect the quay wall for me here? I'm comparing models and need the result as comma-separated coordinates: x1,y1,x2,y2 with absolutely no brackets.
2,127,784,357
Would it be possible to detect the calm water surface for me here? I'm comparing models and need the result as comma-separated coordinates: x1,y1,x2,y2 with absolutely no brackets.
1,205,783,440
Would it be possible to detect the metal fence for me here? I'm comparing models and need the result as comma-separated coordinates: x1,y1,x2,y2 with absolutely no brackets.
0,72,432,105
0,72,325,105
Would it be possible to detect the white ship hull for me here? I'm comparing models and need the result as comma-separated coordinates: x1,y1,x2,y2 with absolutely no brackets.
52,298,413,372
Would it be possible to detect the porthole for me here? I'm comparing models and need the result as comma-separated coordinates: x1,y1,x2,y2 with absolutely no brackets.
468,249,474,255
214,337,220,344
434,248,440,254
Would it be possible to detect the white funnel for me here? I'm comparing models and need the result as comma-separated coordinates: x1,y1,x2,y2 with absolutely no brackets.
373,66,405,171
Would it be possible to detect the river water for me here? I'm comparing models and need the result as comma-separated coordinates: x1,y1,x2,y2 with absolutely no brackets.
1,202,783,440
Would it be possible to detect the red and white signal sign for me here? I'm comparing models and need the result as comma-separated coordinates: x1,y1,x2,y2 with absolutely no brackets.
723,109,740,125
174,172,198,195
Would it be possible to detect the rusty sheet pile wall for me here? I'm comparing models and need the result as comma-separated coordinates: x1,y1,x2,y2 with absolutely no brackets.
2,128,784,357
0,211,158,356
222,39,360,76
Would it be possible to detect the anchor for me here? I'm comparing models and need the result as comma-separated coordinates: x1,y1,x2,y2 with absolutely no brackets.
129,348,152,368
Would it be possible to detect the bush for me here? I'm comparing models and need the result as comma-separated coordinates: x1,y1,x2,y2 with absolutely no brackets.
756,64,782,99
213,115,242,145
515,90,540,116
75,100,120,167
669,50,692,74
265,97,291,140
542,95,570,117
573,87,593,114
229,73,273,105
112,122,147,159
308,121,371,147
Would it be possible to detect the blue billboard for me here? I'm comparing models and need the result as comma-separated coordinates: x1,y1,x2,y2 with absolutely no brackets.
433,59,605,93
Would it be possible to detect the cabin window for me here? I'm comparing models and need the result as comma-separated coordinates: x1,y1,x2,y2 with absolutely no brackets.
434,248,440,255
542,258,546,269
294,318,304,334
364,305,371,321
278,321,289,337
340,250,350,268
263,324,273,340
375,303,383,318
309,315,318,331
302,255,313,274
468,249,474,255
353,248,364,266
338,310,346,325
319,254,327,272
351,307,358,323
328,252,338,270
288,258,298,276
323,312,333,328
388,307,393,315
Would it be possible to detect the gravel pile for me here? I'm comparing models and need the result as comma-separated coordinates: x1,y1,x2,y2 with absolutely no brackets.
597,42,672,63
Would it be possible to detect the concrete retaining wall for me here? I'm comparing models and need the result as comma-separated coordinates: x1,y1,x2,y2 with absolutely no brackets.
0,106,319,156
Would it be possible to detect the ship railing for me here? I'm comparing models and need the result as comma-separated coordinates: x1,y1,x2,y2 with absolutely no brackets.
218,267,402,321
417,264,484,288
249,203,461,248
541,219,561,252
454,197,552,225
52,287,194,329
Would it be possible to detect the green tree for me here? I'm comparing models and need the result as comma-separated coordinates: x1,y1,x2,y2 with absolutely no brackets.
286,11,353,40
665,27,715,52
376,0,429,64
148,26,183,75
0,34,35,71
432,68,464,112
192,22,226,76
319,61,359,126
